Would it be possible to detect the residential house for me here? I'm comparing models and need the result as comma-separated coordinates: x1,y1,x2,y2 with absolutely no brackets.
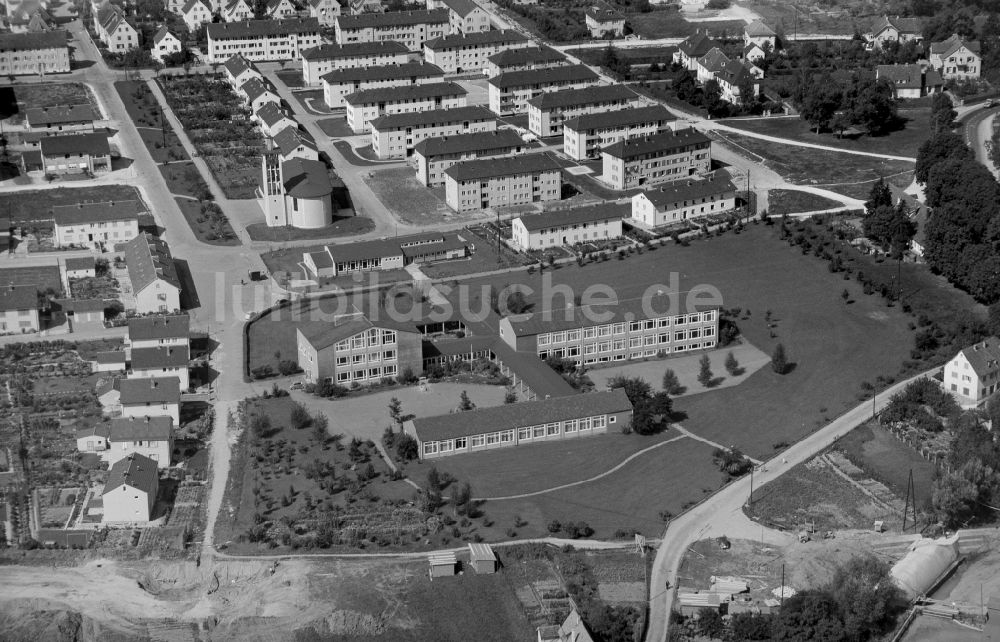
7,7,57,34
694,47,729,84
929,34,981,80
0,287,40,334
413,127,523,185
334,10,450,50
321,61,444,109
714,58,762,104
343,0,384,13
39,132,112,175
255,102,297,137
130,346,190,390
120,377,181,424
672,32,715,71
444,153,562,212
370,104,495,160
223,53,261,89
484,44,567,78
25,104,97,133
404,389,632,459
151,26,182,63
65,256,97,279
206,19,322,63
943,338,1000,406
100,7,139,53
105,416,174,467
265,0,297,19
424,29,528,74
743,20,775,50
223,0,254,21
308,0,340,26
426,0,490,35
526,83,639,138
511,202,628,251
876,64,943,98
584,1,624,38
742,41,767,64
296,312,422,384
562,104,674,161
126,314,191,352
630,173,737,228
123,233,182,315
181,0,213,32
302,232,472,277
51,200,142,249
869,15,922,50
300,41,412,86
488,64,600,115
240,77,281,113
272,124,319,161
601,128,712,191
95,375,122,411
344,81,468,133
259,154,335,228
538,609,595,642
101,453,159,523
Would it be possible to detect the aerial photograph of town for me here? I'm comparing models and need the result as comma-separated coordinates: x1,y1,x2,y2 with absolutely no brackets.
3,0,1000,639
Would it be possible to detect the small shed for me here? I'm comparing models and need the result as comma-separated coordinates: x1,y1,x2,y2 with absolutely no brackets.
468,542,497,574
677,591,722,617
428,551,457,579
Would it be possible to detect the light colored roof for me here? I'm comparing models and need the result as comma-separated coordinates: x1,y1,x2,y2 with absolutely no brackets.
51,200,144,226
602,127,710,159
109,416,173,441
428,551,456,565
344,82,466,105
102,453,158,495
123,233,180,294
467,542,496,562
488,45,565,67
413,128,522,157
208,18,320,39
181,0,211,14
336,9,448,30
131,345,189,370
518,202,629,231
128,315,190,341
639,173,736,209
563,104,673,132
369,105,494,131
119,376,181,404
298,314,374,350
26,104,96,126
426,29,526,50
490,64,597,89
559,609,595,642
444,152,562,182
527,84,636,110
744,20,775,37
40,132,110,157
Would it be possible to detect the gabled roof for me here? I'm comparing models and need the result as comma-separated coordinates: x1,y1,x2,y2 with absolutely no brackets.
517,202,630,232
426,29,526,50
319,61,443,85
585,1,623,23
558,609,595,642
716,58,755,88
128,314,190,341
697,47,730,73
0,287,38,313
0,30,62,51
344,81,466,105
266,0,291,12
123,233,180,294
109,416,173,442
272,125,317,156
26,104,96,126
256,101,292,128
95,351,127,365
282,158,332,198
51,200,144,226
638,173,736,209
131,345,189,370
224,53,256,78
369,105,493,131
413,128,522,157
336,9,448,30
876,64,926,89
677,32,715,58
488,45,565,67
563,104,674,132
526,84,636,110
39,132,110,157
930,34,981,58
225,0,252,12
444,153,562,181
956,338,1000,378
442,0,480,17
744,20,775,38
181,0,211,14
119,376,181,405
301,41,410,61
602,127,710,160
102,453,159,496
153,26,178,45
240,77,278,103
298,314,374,350
489,64,598,89
874,15,922,36
207,18,320,39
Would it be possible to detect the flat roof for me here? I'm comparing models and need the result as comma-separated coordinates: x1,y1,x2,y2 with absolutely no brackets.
517,202,630,231
602,128,711,159
302,41,410,60
444,153,562,182
489,64,598,90
413,128,522,157
344,82,466,105
207,18,319,39
527,84,636,110
320,61,443,85
370,105,494,131
336,9,448,30
563,104,674,132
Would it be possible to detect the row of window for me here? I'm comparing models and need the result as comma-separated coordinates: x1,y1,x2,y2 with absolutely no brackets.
540,330,714,358
334,363,398,382
334,328,397,351
336,349,396,365
421,414,611,455
537,312,715,346
544,341,716,364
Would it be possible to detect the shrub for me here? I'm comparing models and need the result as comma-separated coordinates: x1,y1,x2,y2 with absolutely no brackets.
547,520,562,533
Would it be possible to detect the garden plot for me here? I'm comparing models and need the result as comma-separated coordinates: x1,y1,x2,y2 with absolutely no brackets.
36,487,84,528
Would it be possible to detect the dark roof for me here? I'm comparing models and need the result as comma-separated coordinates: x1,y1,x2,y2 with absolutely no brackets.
282,158,333,198
422,335,497,359
128,314,190,341
957,338,1000,378
131,346,189,370
876,64,927,89
490,64,598,89
40,133,110,157
223,53,256,78
715,59,756,89
413,128,523,156
95,351,127,364
697,47,730,74
563,104,674,132
875,15,922,36
336,9,448,29
320,61,443,85
517,202,630,231
298,314,379,350
65,256,97,271
181,0,211,14
401,232,470,259
344,82,466,105
639,173,737,208
52,297,107,313
207,18,320,39
369,105,494,131
51,200,145,226
153,26,176,45
256,101,291,128
123,233,181,294
602,128,710,159
527,84,636,110
442,0,480,18
444,152,562,181
930,34,981,57
301,41,410,61
272,125,317,156
678,32,715,58
26,104,97,126
744,20,775,37
306,250,333,268
585,1,623,22
0,30,66,50
102,453,159,495
410,388,630,442
488,45,565,67
109,416,173,441
0,287,38,312
119,377,181,405
426,29,526,50
241,77,278,103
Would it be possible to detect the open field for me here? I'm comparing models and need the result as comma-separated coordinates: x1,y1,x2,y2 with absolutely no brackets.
721,108,931,158
114,80,188,164
173,198,240,246
159,161,210,199
836,423,937,511
245,217,374,242
767,188,845,215
750,0,872,36
5,185,141,224
711,131,915,200
317,118,354,138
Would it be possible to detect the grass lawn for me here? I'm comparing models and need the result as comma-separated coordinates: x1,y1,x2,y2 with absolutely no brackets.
630,11,743,39
288,89,326,114
173,197,240,246
836,422,937,511
418,229,532,279
159,161,210,199
114,80,188,163
711,130,915,200
5,185,140,224
721,108,931,158
364,167,468,225
274,70,305,89
317,118,354,138
767,189,845,215
245,216,375,242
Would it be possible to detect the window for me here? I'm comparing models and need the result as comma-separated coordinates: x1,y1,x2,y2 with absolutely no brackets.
564,419,577,433
500,430,514,443
567,329,580,341
471,435,484,447
533,425,545,438
454,437,467,450
423,442,438,455
613,323,626,335
553,331,566,343
629,321,642,332
486,432,499,445
593,415,606,429
583,327,596,339
518,427,531,440
579,417,592,431
546,423,560,436
598,324,612,337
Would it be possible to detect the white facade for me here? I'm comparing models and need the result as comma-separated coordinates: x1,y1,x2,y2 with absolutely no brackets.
601,129,712,191
54,218,139,249
630,177,737,228
223,0,255,21
526,85,639,138
122,401,180,426
943,340,1000,406
371,111,495,159
445,157,561,213
152,30,182,63
134,279,181,316
511,209,624,251
131,363,190,391
563,108,675,161
321,64,444,109
301,43,413,86
182,0,213,32
334,10,451,50
0,308,40,334
487,66,599,115
423,31,528,74
102,483,155,523
344,84,467,133
309,0,341,26
207,20,323,63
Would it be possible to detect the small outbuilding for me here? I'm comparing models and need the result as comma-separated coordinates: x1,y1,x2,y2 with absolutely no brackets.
468,542,497,574
428,551,457,578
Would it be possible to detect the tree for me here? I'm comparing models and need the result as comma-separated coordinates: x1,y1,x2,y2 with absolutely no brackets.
930,93,957,133
607,375,653,405
504,388,517,404
697,354,713,387
427,466,442,492
458,390,475,411
724,351,740,375
932,459,994,527
771,343,789,374
453,482,472,513
291,402,311,429
661,369,684,395
864,177,892,214
772,591,845,642
395,433,418,460
914,131,974,184
846,76,897,136
731,612,776,641
504,290,530,314
863,201,916,257
388,396,402,426
799,78,842,133
695,608,725,638
631,392,673,435
830,111,851,138
713,447,752,476
828,556,906,641
311,413,328,443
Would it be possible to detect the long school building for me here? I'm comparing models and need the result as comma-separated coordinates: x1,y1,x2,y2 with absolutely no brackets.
601,128,712,191
300,41,413,86
206,19,322,63
321,62,445,108
413,128,525,185
526,84,640,138
404,389,633,460
344,82,468,133
370,105,496,160
488,64,600,115
423,29,528,74
444,153,562,212
563,104,675,161
334,10,450,50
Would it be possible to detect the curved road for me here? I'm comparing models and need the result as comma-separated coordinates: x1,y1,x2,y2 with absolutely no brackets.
963,103,1000,177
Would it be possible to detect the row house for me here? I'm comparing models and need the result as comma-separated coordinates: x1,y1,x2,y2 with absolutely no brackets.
296,312,422,384
254,102,297,138
485,44,567,78
426,0,490,35
334,10,451,50
563,104,675,161
321,61,444,109
120,378,181,426
630,173,737,229
206,19,322,63
413,127,524,185
39,132,112,175
370,104,496,160
51,200,142,249
423,29,528,74
25,104,97,133
601,128,712,191
929,34,981,80
303,232,472,277
300,41,412,86
526,83,639,138
344,81,467,133
510,202,628,251
488,64,600,115
0,30,70,75
444,153,562,213
101,453,158,524
123,233,182,315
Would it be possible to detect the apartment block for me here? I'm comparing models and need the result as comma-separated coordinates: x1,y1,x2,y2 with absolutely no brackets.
563,104,675,161
485,44,568,78
426,0,491,34
300,41,412,86
488,64,600,115
630,173,737,228
206,19,322,63
0,31,70,76
322,62,445,108
444,153,562,212
413,128,524,185
601,128,712,191
370,105,496,159
424,29,528,74
334,10,450,50
511,202,628,250
526,84,639,138
51,200,143,249
344,81,467,133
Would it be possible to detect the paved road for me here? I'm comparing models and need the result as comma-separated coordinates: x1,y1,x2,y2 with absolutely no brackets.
963,104,1000,178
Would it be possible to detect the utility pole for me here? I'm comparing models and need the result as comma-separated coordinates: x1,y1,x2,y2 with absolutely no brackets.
780,564,785,608
747,465,753,506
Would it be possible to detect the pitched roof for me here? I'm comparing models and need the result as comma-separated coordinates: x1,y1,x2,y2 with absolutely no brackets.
223,53,256,78
336,9,448,30
240,77,278,103
559,610,595,642
256,101,291,128
426,29,526,50
119,376,181,405
602,127,710,159
488,45,565,67
102,453,159,495
320,61,443,85
127,314,190,341
109,416,173,441
181,0,211,14
51,200,145,226
716,59,755,88
585,0,623,22
563,104,674,132
517,202,630,231
442,0,480,18
298,313,373,350
490,64,598,89
527,83,636,110
207,18,320,39
468,542,496,562
123,233,181,294
301,41,410,61
131,345,189,370
282,158,333,198
369,105,494,131
65,256,96,271
744,20,775,37
697,47,730,73
957,338,1000,378
444,153,562,181
95,350,127,365
306,250,333,268
26,104,96,126
410,389,632,442
413,128,522,157
0,287,38,312
266,0,291,11
153,26,177,45
874,15,922,36
678,32,715,58
344,81,467,105
639,173,736,209
39,132,110,157
876,64,926,89
930,33,981,57
272,125,317,156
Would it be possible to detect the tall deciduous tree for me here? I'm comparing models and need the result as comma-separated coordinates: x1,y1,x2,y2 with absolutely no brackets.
864,178,892,214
